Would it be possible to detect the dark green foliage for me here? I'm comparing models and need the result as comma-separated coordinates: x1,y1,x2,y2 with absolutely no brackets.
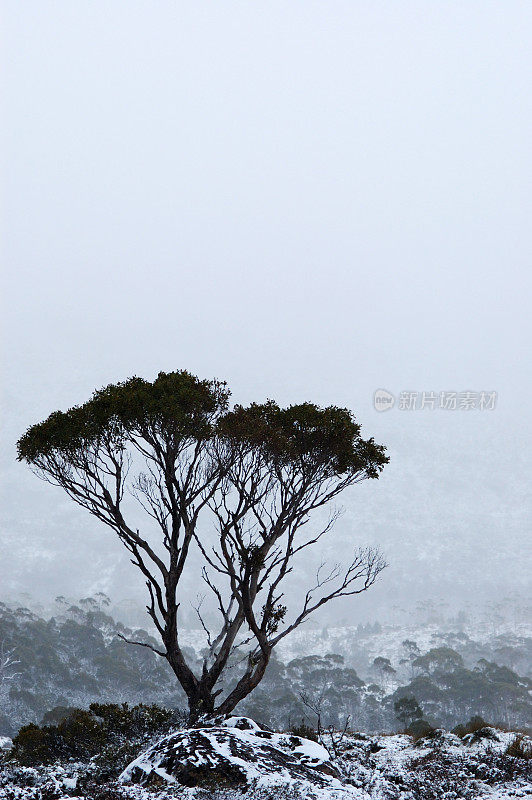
89,702,175,739
17,371,229,462
41,707,78,726
56,709,105,758
17,371,387,482
11,703,177,767
9,723,64,766
217,400,388,476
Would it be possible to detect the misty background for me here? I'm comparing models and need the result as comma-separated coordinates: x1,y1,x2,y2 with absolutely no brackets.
1,2,531,627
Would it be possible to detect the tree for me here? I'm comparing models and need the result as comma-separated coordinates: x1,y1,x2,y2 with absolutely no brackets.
402,640,420,658
413,647,463,677
0,641,20,707
373,656,390,672
394,696,422,730
372,656,396,686
400,639,421,679
17,370,388,720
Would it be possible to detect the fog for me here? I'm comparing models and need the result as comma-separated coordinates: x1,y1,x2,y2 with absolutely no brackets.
2,2,531,624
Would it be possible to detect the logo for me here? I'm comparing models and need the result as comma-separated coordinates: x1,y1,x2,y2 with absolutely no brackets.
373,389,395,412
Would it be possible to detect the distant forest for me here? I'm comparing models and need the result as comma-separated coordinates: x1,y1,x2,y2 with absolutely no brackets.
1,598,531,738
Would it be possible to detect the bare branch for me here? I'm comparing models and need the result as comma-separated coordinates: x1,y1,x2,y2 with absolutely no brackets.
116,633,165,657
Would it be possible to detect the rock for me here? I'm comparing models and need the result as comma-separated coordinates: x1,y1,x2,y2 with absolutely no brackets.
120,716,340,790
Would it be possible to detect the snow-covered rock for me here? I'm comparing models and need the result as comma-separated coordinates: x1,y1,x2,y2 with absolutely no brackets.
0,739,12,753
120,716,340,791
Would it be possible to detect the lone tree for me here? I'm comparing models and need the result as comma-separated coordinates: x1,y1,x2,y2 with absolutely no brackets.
17,370,388,720
373,656,397,686
394,696,423,730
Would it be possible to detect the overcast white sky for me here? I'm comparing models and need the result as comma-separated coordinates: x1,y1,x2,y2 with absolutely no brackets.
2,2,531,620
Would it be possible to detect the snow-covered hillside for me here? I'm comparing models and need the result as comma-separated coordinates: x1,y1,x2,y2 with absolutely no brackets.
178,615,532,681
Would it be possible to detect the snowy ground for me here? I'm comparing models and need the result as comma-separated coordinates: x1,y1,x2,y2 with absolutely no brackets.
1,716,530,799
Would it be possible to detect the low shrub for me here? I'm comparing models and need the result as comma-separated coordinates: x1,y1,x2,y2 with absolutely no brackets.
408,719,436,742
505,734,532,760
289,722,318,742
10,703,178,768
452,715,488,739
9,723,64,766
59,709,106,758
41,707,77,726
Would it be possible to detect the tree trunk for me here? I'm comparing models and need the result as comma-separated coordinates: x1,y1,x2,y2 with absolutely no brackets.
215,654,269,717
187,685,217,723
166,642,271,723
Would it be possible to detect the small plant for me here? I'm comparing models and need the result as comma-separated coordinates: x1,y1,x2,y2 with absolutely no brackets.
505,734,532,760
452,715,488,739
59,709,106,758
289,721,318,742
408,719,436,742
